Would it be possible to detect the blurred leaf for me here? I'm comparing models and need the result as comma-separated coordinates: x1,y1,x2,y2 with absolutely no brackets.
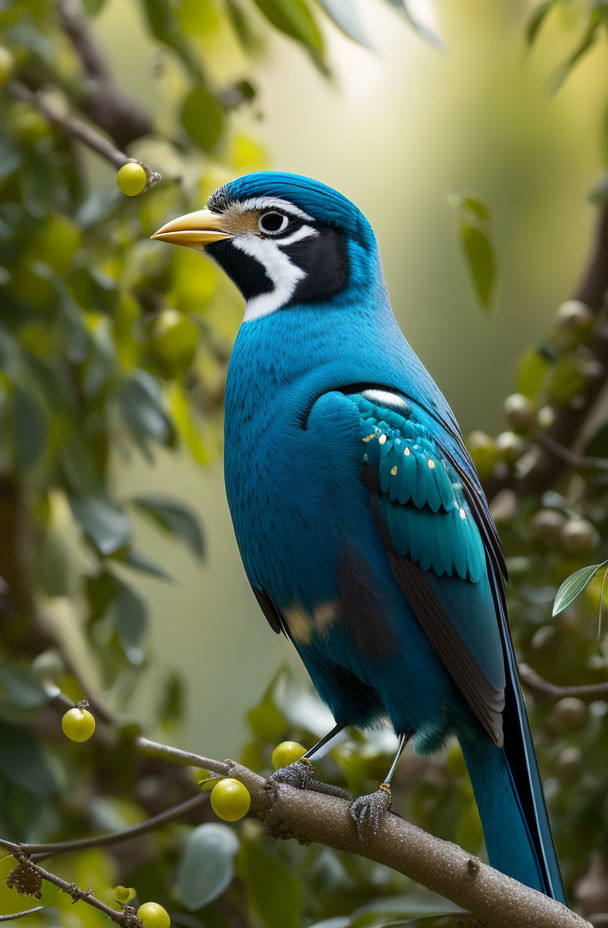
553,562,608,616
0,128,21,180
252,0,324,57
0,721,56,798
181,85,224,153
226,0,263,50
525,0,556,47
350,892,466,925
402,0,445,50
450,193,497,311
158,671,185,728
517,347,550,398
550,8,605,94
70,496,131,556
131,495,205,560
239,839,304,928
177,824,239,910
119,369,174,452
13,383,46,470
0,665,49,711
82,0,107,11
113,547,176,582
113,578,148,665
316,0,370,47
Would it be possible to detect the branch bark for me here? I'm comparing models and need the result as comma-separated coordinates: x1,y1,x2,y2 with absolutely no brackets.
134,737,591,928
56,0,153,148
520,665,608,701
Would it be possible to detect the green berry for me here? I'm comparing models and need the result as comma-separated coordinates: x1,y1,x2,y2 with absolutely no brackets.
117,162,147,197
61,707,96,742
271,740,306,769
495,431,527,463
0,46,15,89
466,430,499,476
210,778,251,822
555,300,594,333
151,309,198,370
528,509,566,542
548,698,587,734
503,393,536,431
137,902,171,928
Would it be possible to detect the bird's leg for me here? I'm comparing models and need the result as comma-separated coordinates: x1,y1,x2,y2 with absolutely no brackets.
268,723,351,799
349,733,409,839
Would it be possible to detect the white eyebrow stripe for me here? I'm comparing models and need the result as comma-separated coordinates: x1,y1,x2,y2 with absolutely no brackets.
276,225,319,246
235,197,314,221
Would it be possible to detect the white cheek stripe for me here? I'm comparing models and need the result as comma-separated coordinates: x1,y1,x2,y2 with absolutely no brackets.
234,197,314,222
234,236,307,321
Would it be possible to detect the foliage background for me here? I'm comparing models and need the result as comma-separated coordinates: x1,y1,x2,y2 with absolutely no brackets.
0,0,607,926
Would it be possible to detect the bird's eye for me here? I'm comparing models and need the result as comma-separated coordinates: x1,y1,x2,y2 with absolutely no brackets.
258,211,289,235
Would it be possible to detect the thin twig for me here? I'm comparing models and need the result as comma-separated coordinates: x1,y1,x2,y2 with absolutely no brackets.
0,909,44,922
133,737,590,928
535,432,608,473
0,840,138,927
9,81,159,183
25,793,208,861
56,0,153,148
520,665,608,701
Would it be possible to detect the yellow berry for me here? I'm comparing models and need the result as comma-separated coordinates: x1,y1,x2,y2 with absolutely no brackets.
0,46,15,89
151,309,198,370
116,162,147,197
137,902,171,928
271,740,306,769
210,778,250,822
61,707,96,742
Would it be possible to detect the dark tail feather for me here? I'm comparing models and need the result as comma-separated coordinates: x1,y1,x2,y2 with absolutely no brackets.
460,673,566,904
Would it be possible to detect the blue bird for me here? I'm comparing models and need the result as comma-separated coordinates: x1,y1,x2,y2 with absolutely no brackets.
153,172,566,903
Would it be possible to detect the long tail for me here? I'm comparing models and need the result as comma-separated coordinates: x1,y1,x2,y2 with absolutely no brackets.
460,682,566,903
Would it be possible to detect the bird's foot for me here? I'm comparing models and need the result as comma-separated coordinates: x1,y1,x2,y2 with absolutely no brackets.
349,783,394,839
269,758,351,800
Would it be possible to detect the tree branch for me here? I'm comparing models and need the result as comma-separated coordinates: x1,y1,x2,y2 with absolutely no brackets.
520,665,608,701
0,840,140,927
56,0,153,148
134,737,591,928
9,81,159,181
0,909,44,922
23,793,208,862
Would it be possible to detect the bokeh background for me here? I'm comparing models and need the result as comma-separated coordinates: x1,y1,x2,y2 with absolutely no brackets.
1,0,608,925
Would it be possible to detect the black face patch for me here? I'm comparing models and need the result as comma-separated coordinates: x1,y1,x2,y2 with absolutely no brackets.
205,240,274,301
282,227,348,306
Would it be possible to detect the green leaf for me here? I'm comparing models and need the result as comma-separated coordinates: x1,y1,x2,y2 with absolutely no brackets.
113,547,176,582
181,85,224,153
177,824,239,911
70,496,131,556
114,579,148,665
460,225,497,311
517,347,550,398
525,0,556,47
350,891,466,925
226,0,263,51
0,665,49,711
0,721,56,798
252,0,324,56
550,8,604,94
119,369,174,451
82,0,107,13
131,495,205,560
239,839,304,928
553,562,608,616
158,671,185,729
13,383,47,470
316,0,370,47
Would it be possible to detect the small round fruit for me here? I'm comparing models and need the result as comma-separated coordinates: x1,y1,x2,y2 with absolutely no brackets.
137,902,170,928
495,431,527,463
556,300,594,333
151,309,198,370
116,162,147,197
466,430,499,476
272,740,306,769
548,697,587,734
528,508,566,542
210,778,251,822
560,518,599,553
503,393,536,431
0,46,15,89
61,707,96,742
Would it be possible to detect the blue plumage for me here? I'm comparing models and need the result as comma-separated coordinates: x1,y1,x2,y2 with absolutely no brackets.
153,172,566,904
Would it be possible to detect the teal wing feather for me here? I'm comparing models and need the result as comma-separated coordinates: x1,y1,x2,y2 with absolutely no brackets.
351,392,506,743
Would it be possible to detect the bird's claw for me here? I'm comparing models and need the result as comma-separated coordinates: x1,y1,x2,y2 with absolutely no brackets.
268,758,351,800
349,783,394,839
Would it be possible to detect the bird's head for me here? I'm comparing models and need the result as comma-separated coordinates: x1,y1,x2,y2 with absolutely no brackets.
152,172,379,322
